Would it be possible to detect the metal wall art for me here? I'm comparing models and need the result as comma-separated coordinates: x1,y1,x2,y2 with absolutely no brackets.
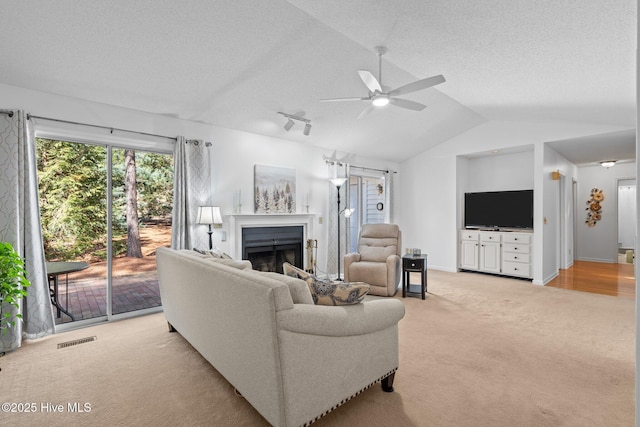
585,188,604,227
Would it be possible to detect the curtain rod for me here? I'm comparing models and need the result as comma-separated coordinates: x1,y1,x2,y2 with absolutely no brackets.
0,109,14,117
27,114,177,141
350,165,397,174
325,159,395,174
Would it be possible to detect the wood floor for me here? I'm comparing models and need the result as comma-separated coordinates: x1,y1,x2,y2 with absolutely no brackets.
546,260,636,299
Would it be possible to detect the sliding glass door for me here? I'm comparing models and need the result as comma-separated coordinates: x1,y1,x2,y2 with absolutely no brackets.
37,138,172,325
110,148,172,315
347,174,386,253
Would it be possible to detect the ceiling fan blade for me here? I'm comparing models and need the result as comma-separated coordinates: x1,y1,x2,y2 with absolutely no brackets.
388,74,445,97
319,97,367,102
390,98,427,111
357,104,375,120
358,70,382,93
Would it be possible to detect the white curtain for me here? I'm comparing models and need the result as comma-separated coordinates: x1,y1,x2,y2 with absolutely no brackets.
0,110,54,350
327,161,349,278
171,136,212,250
384,170,394,223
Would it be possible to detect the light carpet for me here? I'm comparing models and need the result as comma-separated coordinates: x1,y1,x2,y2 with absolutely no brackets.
0,270,634,426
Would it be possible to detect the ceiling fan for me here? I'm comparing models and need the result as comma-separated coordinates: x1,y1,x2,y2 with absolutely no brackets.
320,46,445,119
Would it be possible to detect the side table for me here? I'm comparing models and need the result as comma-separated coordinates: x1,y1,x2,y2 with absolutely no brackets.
402,254,428,299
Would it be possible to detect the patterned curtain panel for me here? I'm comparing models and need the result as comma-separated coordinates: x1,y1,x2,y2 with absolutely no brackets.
326,161,349,278
0,110,54,349
171,136,212,250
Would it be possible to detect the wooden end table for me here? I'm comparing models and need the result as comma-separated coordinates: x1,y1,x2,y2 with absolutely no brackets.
402,254,428,299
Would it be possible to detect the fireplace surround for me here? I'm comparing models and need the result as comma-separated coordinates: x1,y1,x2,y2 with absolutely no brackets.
228,213,315,271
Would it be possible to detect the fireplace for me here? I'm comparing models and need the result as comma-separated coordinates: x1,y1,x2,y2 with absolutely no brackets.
242,226,303,273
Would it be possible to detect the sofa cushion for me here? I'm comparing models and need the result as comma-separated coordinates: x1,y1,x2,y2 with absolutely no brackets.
184,249,252,270
283,263,369,305
256,271,314,305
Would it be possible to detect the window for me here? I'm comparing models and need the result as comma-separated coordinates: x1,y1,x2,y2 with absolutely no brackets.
347,173,386,253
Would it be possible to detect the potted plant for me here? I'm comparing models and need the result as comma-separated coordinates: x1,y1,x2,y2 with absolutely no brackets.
0,242,30,335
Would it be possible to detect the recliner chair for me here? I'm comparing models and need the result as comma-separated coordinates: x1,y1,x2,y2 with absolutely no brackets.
344,223,402,296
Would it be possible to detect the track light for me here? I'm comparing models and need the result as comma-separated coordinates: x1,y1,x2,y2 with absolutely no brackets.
278,112,312,136
284,118,294,131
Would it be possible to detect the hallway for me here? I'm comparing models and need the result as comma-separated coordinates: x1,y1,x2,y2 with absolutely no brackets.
546,260,635,299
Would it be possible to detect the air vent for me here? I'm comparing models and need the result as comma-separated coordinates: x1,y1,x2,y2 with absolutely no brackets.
57,336,97,349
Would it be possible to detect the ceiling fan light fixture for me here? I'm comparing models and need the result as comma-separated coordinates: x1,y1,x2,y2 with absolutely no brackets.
600,160,617,168
372,95,390,107
303,123,311,136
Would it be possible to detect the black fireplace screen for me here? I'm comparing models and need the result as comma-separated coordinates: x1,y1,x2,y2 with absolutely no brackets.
242,226,303,273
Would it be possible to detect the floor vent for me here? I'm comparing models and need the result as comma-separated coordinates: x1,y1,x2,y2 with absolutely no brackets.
57,336,97,349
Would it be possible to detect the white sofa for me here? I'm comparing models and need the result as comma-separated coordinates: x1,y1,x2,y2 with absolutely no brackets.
156,247,405,427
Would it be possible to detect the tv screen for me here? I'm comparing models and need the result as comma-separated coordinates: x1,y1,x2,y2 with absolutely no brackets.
464,190,533,230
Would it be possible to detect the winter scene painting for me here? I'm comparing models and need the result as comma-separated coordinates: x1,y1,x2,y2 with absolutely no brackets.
254,165,296,213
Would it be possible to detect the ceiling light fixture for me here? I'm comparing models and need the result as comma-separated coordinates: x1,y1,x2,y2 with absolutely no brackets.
278,112,312,136
371,94,390,107
600,160,617,168
284,118,295,131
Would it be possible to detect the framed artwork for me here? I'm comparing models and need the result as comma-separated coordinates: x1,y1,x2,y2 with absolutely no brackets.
254,165,296,213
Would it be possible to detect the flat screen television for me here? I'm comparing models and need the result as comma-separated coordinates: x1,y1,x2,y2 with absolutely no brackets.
464,190,533,230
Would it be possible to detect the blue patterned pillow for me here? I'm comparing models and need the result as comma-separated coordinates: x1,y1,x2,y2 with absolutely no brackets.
282,263,369,305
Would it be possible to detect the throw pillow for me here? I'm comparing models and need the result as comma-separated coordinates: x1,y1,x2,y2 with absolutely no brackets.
282,262,369,306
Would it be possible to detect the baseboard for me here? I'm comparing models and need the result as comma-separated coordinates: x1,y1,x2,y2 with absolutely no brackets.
576,257,616,264
428,265,458,273
541,271,559,285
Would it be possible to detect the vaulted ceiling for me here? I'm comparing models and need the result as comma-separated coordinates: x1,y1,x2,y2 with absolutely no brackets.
0,0,636,163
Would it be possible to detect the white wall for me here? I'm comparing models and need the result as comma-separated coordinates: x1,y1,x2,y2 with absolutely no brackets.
399,119,633,283
541,145,578,282
461,150,534,193
575,162,636,263
0,83,399,272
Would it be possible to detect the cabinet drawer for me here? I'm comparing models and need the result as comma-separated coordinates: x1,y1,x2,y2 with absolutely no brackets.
503,233,531,244
403,258,426,270
502,252,530,263
502,243,531,254
480,232,501,242
502,261,531,277
460,231,479,241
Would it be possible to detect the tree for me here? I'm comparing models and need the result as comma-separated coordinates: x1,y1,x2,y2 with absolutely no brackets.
125,149,142,258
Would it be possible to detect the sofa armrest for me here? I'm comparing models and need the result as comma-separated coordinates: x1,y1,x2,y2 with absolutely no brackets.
277,299,404,337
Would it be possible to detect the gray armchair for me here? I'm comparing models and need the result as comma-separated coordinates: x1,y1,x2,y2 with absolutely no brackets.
344,223,402,296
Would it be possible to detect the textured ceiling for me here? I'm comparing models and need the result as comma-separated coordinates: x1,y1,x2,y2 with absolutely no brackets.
0,0,636,163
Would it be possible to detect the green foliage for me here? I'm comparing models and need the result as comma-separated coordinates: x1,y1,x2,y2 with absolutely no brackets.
37,139,108,260
36,139,174,262
0,242,30,334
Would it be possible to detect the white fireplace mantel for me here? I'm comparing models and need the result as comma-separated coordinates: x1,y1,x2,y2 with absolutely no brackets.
227,214,316,260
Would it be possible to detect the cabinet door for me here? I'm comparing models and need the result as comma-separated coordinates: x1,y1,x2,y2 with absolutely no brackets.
480,241,501,273
460,240,479,270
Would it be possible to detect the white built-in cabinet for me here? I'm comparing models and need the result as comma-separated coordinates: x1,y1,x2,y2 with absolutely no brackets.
459,230,533,279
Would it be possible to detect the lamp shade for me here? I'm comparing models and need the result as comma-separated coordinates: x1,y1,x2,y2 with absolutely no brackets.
196,206,223,225
330,177,347,188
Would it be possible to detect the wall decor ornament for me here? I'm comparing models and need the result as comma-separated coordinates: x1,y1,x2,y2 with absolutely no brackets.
585,188,604,227
254,165,296,214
